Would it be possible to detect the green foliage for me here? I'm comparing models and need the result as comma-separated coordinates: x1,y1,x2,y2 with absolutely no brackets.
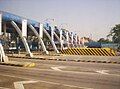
97,38,112,43
107,24,120,50
107,24,120,44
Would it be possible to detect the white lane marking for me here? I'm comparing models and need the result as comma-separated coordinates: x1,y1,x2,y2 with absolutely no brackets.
51,66,66,71
64,84,93,89
29,80,93,89
0,73,93,89
96,70,109,75
14,80,38,89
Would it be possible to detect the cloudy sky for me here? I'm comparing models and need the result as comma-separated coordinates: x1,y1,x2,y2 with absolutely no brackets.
0,0,120,40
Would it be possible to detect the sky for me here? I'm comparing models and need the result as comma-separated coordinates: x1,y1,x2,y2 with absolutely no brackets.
0,0,120,40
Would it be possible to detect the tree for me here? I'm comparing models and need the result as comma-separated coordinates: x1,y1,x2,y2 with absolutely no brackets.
98,38,112,43
107,24,120,50
107,24,120,44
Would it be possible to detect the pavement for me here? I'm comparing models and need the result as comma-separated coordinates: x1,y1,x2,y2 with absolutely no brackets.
0,56,120,89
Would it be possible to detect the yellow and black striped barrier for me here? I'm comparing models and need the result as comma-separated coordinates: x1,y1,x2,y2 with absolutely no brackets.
61,48,116,56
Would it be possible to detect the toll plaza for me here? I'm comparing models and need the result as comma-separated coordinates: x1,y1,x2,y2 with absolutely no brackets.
0,11,120,89
0,11,119,64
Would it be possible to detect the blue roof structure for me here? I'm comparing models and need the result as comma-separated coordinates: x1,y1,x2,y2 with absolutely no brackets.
0,11,39,27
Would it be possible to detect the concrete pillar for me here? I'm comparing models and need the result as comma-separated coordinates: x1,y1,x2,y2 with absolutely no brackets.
60,29,63,50
0,43,9,62
71,32,74,47
22,19,27,37
29,24,49,54
3,22,7,36
0,14,2,35
75,34,78,47
0,13,9,62
0,13,3,62
39,24,43,38
43,27,59,53
51,26,59,53
78,36,81,47
11,20,33,57
54,32,61,44
81,37,85,47
51,26,54,42
66,31,69,48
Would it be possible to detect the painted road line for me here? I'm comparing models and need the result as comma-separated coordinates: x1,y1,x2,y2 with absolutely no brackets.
51,66,66,71
64,84,93,89
14,79,93,89
14,80,38,89
96,70,109,75
30,80,94,89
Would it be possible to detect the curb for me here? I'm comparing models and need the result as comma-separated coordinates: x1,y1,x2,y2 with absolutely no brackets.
8,56,120,64
0,61,35,67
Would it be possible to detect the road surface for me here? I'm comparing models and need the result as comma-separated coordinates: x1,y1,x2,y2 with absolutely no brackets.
0,57,120,89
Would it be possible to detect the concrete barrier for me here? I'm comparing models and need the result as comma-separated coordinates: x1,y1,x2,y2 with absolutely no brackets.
8,55,120,64
0,61,35,67
61,48,116,56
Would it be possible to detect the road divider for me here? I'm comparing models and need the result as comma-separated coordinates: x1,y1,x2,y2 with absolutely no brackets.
8,55,120,64
0,61,35,67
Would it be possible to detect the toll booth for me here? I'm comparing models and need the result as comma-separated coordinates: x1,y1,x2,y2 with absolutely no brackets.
0,11,81,59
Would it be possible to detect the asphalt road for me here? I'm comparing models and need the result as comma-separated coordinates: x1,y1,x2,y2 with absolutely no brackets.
0,57,120,89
